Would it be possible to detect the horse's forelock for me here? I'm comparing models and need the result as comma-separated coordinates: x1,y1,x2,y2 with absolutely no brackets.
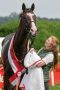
19,7,34,18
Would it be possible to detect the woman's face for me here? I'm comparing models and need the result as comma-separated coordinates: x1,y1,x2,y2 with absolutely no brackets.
44,37,53,50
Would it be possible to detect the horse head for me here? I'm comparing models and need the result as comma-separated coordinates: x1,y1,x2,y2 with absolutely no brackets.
19,3,37,36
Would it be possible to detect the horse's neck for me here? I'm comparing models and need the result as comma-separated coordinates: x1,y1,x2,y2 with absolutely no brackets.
13,29,29,60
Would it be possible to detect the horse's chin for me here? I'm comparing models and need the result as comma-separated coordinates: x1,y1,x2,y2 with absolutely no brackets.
30,33,36,39
33,34,36,37
32,33,36,37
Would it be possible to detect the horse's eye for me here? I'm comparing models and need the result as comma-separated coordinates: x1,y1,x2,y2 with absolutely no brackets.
23,17,27,20
26,18,31,24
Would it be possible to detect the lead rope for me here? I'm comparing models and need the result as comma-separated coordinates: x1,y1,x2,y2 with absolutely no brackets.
16,72,21,90
16,77,20,90
27,39,31,52
26,39,31,74
16,40,30,90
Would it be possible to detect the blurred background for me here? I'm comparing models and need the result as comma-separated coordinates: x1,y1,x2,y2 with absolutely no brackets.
0,0,60,89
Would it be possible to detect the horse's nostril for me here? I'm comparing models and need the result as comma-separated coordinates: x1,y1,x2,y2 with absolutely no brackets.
31,29,34,32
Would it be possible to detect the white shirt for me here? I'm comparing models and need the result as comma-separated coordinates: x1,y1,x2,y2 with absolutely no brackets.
42,53,54,65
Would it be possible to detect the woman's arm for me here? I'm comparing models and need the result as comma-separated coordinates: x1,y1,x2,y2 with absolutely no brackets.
36,60,46,67
36,53,54,67
24,48,41,68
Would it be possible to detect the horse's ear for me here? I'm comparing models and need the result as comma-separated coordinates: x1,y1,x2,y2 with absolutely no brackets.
22,3,26,11
31,3,35,11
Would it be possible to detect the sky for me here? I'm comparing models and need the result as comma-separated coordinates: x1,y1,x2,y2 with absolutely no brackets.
0,0,60,18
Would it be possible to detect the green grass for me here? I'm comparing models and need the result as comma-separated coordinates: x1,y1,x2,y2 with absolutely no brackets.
49,84,60,90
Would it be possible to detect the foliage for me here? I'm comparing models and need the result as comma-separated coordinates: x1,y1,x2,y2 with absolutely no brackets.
0,18,60,51
0,19,19,36
33,19,60,51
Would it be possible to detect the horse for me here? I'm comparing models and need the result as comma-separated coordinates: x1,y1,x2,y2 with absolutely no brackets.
1,3,37,90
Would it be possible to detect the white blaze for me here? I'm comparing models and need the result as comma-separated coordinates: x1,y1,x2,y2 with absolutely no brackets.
27,13,37,35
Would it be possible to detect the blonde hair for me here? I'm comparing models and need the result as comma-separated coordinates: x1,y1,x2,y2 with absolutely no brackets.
49,36,59,68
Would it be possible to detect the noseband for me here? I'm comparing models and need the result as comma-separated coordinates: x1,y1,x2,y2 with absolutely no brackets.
31,21,34,22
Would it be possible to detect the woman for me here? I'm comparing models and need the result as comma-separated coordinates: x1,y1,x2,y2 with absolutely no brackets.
19,48,45,90
19,36,59,90
37,36,59,90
